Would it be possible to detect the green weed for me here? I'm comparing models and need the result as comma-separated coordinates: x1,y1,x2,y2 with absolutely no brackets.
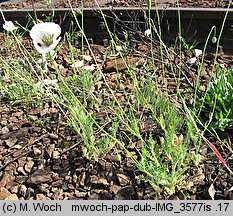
199,66,233,130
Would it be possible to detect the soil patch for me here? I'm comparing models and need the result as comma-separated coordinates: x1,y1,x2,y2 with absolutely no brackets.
0,0,232,10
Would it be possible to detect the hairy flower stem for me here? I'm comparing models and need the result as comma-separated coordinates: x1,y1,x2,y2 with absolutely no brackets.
31,0,38,23
0,8,6,22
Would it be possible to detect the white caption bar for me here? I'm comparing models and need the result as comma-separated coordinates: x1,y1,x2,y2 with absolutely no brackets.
0,201,232,216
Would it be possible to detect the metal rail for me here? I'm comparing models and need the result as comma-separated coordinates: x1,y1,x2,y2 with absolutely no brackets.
1,7,233,52
1,7,233,19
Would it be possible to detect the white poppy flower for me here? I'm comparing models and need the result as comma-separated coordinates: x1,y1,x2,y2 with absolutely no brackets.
115,45,123,52
193,49,202,58
144,29,151,37
186,57,197,64
82,64,95,72
3,21,17,32
30,22,61,62
82,55,92,62
219,63,225,68
71,60,85,68
35,79,58,87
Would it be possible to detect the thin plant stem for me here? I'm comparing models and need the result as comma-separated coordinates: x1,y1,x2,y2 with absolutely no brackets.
81,0,84,55
176,0,182,96
31,0,38,23
154,0,167,92
0,8,6,22
211,0,232,74
193,26,216,109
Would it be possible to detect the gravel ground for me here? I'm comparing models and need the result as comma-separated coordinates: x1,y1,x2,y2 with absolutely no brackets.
0,31,233,200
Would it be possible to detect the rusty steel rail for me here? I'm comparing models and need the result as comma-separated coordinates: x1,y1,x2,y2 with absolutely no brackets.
1,7,233,52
